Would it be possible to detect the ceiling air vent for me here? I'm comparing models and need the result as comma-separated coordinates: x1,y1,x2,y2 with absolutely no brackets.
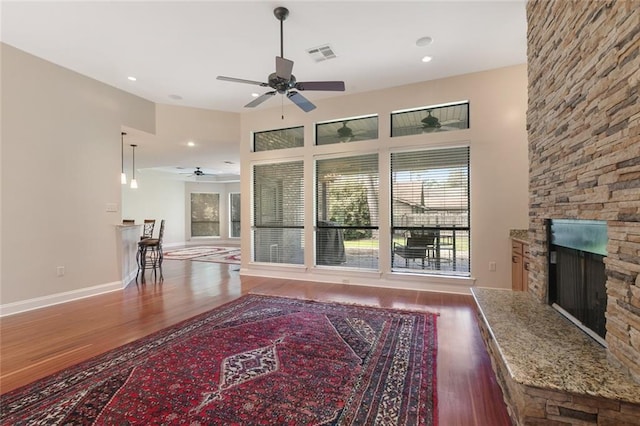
307,44,337,62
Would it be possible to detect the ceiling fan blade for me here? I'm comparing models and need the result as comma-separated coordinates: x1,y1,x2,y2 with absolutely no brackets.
245,91,277,108
287,91,316,112
216,76,269,87
295,81,345,91
275,56,294,80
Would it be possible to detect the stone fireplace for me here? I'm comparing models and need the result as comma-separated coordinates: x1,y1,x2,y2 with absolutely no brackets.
527,0,640,383
470,2,640,423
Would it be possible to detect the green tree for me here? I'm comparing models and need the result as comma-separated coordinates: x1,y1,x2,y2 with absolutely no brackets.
329,179,372,240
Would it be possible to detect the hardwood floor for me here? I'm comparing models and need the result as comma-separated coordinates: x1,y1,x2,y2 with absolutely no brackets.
0,258,511,425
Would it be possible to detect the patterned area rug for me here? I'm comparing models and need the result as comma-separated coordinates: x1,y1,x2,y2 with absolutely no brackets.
0,295,438,425
192,249,241,265
163,246,239,263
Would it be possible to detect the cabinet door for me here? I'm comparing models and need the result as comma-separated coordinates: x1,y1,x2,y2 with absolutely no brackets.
512,252,523,291
522,255,530,291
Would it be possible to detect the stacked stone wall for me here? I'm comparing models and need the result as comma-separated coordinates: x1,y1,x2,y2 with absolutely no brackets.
527,0,640,380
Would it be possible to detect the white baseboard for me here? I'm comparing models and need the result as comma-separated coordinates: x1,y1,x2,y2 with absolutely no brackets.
240,265,475,295
0,281,123,317
124,269,138,287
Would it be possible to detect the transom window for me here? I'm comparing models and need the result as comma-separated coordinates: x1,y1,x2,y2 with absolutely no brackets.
391,102,469,137
254,126,304,152
316,115,378,145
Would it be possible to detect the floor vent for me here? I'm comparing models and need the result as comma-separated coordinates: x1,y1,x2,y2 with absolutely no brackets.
307,44,337,62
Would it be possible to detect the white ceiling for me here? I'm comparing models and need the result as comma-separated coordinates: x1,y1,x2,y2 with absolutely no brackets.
1,0,527,180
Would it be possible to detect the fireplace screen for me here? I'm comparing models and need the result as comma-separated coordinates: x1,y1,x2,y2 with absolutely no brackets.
548,219,607,341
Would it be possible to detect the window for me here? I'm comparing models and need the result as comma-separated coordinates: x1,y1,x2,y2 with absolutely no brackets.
316,154,379,269
191,193,220,237
316,115,378,145
229,193,241,238
391,102,469,137
254,126,304,152
253,161,304,264
391,147,470,275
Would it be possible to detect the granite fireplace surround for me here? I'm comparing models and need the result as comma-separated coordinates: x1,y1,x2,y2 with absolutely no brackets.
473,1,640,425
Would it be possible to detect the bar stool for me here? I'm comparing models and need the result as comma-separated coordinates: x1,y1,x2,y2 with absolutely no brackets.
141,219,155,240
136,219,165,283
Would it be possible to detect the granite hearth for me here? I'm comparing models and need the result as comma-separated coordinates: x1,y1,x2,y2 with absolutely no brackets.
473,288,640,425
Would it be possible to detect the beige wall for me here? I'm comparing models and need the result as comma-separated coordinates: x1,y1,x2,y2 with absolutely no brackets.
240,64,529,293
1,43,155,310
0,41,528,312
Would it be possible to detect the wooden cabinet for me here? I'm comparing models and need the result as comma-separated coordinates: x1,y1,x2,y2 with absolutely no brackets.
511,240,530,291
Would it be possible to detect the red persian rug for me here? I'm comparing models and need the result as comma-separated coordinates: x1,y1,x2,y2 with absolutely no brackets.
193,248,241,265
0,295,438,425
163,246,238,260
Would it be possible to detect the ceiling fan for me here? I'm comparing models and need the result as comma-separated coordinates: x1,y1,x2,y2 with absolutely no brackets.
216,6,345,112
180,167,211,177
336,121,367,142
418,110,464,133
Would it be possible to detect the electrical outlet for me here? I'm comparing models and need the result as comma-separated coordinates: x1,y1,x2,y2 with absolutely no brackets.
56,266,65,277
489,261,497,272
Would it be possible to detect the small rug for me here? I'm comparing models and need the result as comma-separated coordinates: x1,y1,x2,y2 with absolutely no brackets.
192,249,241,265
163,246,237,260
0,295,438,425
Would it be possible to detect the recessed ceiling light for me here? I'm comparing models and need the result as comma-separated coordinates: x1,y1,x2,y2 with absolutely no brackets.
169,94,183,100
416,36,433,47
187,141,195,147
251,93,260,98
421,56,433,63
127,76,137,81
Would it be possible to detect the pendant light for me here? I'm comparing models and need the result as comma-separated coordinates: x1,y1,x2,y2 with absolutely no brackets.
130,144,138,189
120,132,127,184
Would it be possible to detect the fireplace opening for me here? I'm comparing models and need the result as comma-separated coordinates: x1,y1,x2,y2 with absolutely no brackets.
548,219,608,346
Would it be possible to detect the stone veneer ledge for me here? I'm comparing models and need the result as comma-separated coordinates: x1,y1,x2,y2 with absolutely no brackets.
472,288,640,425
509,229,530,242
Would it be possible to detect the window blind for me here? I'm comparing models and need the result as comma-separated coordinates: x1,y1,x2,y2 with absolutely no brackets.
229,193,241,238
391,147,469,227
253,161,304,264
191,193,220,237
391,147,470,275
316,154,379,268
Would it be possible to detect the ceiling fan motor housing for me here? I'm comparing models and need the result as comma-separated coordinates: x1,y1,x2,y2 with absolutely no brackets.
273,7,289,21
268,73,296,94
